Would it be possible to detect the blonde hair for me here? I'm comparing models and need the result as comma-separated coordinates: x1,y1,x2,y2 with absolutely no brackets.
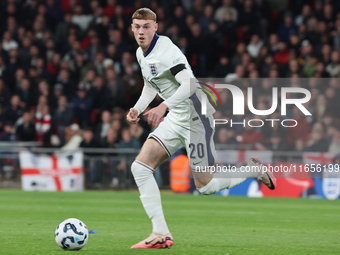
132,8,157,21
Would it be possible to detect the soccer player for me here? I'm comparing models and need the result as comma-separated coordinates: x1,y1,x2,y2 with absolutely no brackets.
127,8,276,249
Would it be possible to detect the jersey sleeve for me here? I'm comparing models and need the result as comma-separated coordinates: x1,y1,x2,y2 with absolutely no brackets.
159,38,198,110
159,39,188,76
162,69,197,110
133,83,158,116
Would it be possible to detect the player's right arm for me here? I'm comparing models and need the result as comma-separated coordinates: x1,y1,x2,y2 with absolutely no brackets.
126,83,157,124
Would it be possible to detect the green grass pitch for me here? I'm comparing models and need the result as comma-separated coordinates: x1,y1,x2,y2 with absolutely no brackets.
0,189,339,254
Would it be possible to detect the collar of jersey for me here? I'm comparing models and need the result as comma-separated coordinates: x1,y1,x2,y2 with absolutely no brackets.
144,33,159,57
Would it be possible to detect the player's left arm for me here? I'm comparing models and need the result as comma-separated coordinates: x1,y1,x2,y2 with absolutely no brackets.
162,64,196,109
143,64,197,127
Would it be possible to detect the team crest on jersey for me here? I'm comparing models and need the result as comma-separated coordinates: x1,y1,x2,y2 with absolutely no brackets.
149,64,158,76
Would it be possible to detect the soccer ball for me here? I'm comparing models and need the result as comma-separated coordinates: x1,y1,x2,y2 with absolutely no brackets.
55,218,89,250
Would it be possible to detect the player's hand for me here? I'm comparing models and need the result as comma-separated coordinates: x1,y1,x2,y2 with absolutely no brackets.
143,103,168,128
126,108,140,124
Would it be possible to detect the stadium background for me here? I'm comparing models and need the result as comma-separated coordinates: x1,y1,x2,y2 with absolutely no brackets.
0,0,339,197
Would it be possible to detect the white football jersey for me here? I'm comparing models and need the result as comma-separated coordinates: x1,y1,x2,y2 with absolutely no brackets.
136,34,215,125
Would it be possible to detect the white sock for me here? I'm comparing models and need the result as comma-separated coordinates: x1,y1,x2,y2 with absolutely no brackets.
131,160,170,235
197,167,258,195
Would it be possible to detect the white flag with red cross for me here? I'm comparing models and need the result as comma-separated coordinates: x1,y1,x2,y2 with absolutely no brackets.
303,152,334,165
19,151,84,191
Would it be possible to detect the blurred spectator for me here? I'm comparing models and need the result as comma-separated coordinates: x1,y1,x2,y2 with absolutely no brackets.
89,77,109,112
2,31,18,51
277,11,298,43
178,37,188,55
71,84,93,129
0,121,17,141
313,94,328,123
294,138,306,152
16,78,35,108
95,110,111,142
96,15,110,45
129,123,148,145
257,132,287,151
219,11,237,44
122,64,142,105
206,21,223,71
239,0,261,35
0,57,6,78
86,34,103,61
299,39,313,65
268,33,279,55
262,111,286,140
213,56,233,78
72,5,93,32
305,122,330,152
215,0,237,23
80,127,100,148
329,125,340,154
118,127,140,150
273,41,290,65
0,79,11,108
216,128,238,145
18,37,32,68
295,4,312,26
36,58,51,82
93,51,106,77
238,118,264,147
54,12,79,44
115,51,139,75
167,25,180,46
199,5,216,31
50,83,63,110
105,69,126,109
80,127,101,185
53,95,74,146
35,105,51,143
82,70,96,91
110,118,122,141
303,56,317,77
188,23,208,76
325,51,340,77
247,34,264,58
104,0,116,18
46,0,63,24
56,68,74,101
16,111,36,141
37,80,50,100
231,42,246,67
73,54,95,82
117,127,140,171
4,95,25,124
63,41,87,67
101,128,118,148
286,106,311,148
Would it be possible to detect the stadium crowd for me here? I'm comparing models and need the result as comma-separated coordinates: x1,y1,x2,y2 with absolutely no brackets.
0,0,340,153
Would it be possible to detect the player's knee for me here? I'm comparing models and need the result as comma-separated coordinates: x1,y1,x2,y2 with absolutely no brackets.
131,160,142,176
131,160,153,180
